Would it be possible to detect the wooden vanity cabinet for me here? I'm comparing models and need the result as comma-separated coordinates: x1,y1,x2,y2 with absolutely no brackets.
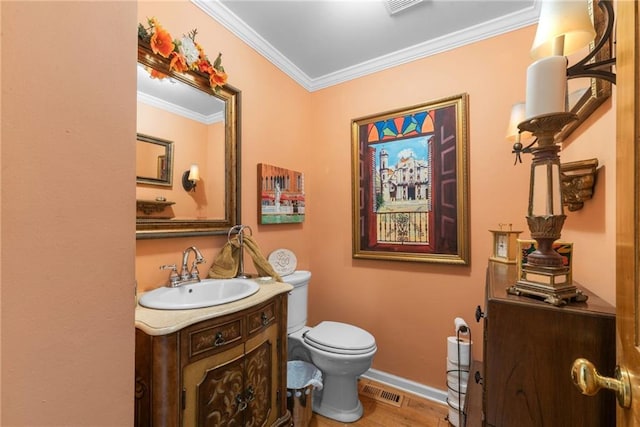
135,294,291,427
467,261,615,427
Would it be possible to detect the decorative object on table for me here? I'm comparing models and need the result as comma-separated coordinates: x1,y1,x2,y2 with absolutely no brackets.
507,114,587,305
505,0,616,306
209,225,283,282
351,94,469,265
488,224,522,264
268,249,297,277
514,239,573,287
257,163,305,224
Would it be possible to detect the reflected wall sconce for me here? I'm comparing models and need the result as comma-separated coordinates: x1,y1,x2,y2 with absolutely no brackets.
182,164,200,192
506,0,616,306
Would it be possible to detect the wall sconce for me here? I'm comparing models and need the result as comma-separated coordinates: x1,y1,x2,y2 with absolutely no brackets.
182,164,200,192
507,102,534,164
507,0,616,306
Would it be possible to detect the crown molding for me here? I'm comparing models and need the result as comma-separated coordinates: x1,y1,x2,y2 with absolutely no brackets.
193,0,541,92
137,91,223,125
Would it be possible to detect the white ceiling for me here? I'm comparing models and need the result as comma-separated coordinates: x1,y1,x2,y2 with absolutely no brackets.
193,0,541,91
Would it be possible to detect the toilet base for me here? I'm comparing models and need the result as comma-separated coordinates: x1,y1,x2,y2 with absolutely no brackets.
311,374,364,422
313,391,363,423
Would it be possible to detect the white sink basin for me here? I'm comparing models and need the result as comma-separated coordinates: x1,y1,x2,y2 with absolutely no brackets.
138,278,260,310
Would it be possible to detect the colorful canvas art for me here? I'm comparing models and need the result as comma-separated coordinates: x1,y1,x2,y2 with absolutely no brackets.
258,163,305,224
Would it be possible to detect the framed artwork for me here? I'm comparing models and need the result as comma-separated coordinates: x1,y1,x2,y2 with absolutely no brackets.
257,163,305,224
351,94,469,264
516,239,574,283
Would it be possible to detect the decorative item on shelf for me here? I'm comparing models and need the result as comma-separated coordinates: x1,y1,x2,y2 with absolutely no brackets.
137,17,227,92
561,158,599,211
489,224,522,264
504,0,617,306
182,164,200,192
136,199,175,218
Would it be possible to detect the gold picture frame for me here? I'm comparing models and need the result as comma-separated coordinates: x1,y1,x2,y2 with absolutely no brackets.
351,94,469,265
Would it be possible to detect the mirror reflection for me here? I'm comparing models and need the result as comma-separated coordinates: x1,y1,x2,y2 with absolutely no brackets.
136,42,240,239
136,133,174,186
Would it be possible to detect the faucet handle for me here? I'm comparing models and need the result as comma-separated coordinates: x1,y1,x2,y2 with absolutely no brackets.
160,264,180,286
190,259,206,280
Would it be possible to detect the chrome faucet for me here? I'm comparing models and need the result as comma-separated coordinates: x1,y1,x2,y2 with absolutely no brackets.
160,246,206,287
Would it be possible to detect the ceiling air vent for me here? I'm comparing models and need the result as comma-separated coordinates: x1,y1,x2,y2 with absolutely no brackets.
385,0,424,16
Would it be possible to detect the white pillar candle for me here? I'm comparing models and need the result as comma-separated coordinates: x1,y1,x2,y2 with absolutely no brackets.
525,55,567,119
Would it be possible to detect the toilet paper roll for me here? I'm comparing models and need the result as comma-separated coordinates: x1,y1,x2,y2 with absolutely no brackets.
454,317,469,334
447,371,469,393
447,336,472,366
447,387,467,404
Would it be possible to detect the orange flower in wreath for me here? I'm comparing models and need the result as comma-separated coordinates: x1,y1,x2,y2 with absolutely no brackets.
209,68,228,88
169,52,188,73
150,23,174,58
149,68,168,80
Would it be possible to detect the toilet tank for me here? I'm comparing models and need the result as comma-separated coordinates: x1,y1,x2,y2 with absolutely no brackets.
283,270,311,334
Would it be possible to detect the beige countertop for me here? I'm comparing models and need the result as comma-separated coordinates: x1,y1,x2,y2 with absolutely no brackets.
135,280,292,336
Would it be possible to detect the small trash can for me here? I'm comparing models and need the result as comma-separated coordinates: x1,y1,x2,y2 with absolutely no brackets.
286,360,323,427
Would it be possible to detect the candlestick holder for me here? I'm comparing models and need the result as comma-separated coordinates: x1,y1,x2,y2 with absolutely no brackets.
507,112,588,306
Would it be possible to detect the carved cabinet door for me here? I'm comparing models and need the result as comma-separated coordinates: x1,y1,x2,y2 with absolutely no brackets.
244,323,278,427
183,344,246,426
183,323,278,427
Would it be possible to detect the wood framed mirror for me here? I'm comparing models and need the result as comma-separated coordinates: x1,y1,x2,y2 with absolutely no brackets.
559,0,613,141
136,133,174,187
136,41,240,239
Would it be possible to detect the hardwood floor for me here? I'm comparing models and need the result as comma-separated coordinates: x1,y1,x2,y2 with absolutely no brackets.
307,379,451,427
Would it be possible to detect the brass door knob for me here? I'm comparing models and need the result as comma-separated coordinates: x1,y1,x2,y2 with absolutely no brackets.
571,357,631,408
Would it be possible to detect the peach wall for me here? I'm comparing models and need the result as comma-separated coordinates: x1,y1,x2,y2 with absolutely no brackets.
1,2,136,425
136,1,616,392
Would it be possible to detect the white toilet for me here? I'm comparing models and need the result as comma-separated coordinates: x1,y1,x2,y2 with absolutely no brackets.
284,270,377,423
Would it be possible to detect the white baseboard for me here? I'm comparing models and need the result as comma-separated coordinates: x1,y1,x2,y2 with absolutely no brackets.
361,368,448,406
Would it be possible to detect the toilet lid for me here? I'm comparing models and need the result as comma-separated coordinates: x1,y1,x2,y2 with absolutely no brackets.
303,321,376,355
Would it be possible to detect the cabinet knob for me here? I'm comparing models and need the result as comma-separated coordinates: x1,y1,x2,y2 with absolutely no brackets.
214,331,225,346
474,370,483,385
261,312,270,326
475,305,485,322
571,358,631,408
236,394,248,412
245,386,255,402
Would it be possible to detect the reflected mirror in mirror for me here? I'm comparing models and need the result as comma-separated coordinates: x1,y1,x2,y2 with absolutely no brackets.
136,133,174,186
136,41,240,239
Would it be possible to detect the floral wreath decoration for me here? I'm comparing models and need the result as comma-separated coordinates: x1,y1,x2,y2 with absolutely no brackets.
138,17,228,91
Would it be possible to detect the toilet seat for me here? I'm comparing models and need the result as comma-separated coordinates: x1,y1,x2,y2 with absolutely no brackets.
303,321,376,355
